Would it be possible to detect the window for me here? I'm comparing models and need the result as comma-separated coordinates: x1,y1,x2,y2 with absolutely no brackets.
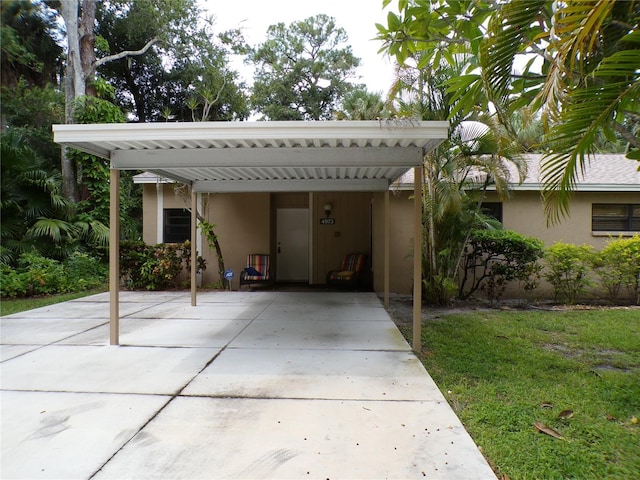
481,202,503,223
592,204,640,232
163,208,191,243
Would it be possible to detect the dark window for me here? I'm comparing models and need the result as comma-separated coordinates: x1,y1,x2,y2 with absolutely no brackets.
163,208,191,243
592,204,640,232
481,202,503,223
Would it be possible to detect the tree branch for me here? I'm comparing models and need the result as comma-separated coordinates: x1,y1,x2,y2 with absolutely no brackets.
614,122,640,149
94,37,159,68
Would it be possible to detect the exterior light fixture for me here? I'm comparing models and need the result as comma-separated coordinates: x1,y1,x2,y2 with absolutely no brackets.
324,203,333,218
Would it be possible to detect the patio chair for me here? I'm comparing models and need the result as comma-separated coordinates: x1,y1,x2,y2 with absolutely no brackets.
239,254,273,289
326,253,367,290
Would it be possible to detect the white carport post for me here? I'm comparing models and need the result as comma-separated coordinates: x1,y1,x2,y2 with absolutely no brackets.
191,187,197,307
109,168,120,345
384,189,390,309
412,166,423,353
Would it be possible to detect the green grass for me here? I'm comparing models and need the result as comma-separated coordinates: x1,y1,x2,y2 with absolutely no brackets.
0,286,108,316
403,309,640,480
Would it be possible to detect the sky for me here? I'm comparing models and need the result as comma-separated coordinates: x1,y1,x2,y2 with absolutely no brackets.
201,0,397,94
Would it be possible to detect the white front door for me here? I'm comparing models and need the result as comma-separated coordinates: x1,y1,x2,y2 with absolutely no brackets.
276,208,309,282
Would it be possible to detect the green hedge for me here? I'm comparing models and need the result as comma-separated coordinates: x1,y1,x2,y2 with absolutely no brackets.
1,252,107,298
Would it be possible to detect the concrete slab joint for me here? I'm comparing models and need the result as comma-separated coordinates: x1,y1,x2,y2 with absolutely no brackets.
1,291,496,479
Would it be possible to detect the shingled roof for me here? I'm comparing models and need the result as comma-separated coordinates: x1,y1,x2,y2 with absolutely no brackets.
394,154,640,191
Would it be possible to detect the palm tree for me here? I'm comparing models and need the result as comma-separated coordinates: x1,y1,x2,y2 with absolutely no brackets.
390,58,526,304
336,87,389,120
0,131,74,263
480,0,640,222
378,0,639,222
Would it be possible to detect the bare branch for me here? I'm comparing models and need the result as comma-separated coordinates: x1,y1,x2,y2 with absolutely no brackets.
94,37,159,68
614,122,640,150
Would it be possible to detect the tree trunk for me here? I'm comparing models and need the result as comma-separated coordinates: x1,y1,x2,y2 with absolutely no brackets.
59,0,84,203
79,0,97,97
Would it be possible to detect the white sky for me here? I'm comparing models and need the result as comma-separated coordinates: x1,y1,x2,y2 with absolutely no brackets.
201,0,397,94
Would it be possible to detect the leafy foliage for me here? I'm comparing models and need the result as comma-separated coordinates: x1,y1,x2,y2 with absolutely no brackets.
249,14,360,120
0,251,106,298
378,0,640,221
0,0,63,88
0,79,64,169
95,0,248,122
544,242,596,304
68,95,140,242
0,131,74,263
120,240,205,291
335,87,389,120
594,235,640,304
460,229,544,302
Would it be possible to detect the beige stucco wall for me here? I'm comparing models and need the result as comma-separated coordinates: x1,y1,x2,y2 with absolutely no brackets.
310,192,373,285
141,187,381,290
201,193,271,289
372,190,416,295
484,190,640,299
141,183,638,297
486,190,640,249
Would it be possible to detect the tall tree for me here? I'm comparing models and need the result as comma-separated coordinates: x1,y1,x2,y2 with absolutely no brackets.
391,55,525,304
0,0,62,90
55,0,159,201
377,0,640,221
95,0,247,123
249,14,361,120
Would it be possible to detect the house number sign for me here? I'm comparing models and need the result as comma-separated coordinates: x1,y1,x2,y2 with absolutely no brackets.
320,218,336,225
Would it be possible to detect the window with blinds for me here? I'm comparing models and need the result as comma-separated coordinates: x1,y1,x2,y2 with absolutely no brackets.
163,208,191,243
592,204,640,232
481,202,503,223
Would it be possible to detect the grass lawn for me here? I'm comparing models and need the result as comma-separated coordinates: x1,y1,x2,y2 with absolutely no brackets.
401,308,640,480
0,286,108,316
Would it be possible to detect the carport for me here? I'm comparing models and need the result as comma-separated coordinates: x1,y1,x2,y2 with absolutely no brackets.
53,120,449,351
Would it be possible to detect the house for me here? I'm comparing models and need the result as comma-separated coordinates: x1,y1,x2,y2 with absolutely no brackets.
54,120,448,347
137,153,639,295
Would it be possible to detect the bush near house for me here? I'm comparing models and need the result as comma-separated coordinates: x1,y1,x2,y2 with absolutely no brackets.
459,229,545,303
544,243,596,304
594,236,640,305
120,240,206,291
455,235,639,305
0,252,107,298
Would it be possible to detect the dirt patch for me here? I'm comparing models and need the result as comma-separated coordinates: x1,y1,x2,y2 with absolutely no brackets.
383,294,640,329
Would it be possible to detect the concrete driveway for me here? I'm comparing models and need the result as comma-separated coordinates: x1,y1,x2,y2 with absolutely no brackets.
1,291,496,479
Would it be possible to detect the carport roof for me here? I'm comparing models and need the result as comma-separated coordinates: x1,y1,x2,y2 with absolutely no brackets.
53,120,449,192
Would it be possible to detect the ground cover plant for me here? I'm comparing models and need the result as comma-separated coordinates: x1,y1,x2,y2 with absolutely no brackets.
393,307,640,480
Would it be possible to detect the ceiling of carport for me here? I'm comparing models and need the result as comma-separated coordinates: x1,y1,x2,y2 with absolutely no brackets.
53,120,449,192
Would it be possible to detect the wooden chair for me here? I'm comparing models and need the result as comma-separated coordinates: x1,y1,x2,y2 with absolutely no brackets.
326,253,367,290
239,254,273,289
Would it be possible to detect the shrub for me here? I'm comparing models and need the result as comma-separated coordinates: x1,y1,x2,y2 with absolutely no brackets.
62,252,108,292
459,229,545,302
544,242,595,304
0,265,30,298
0,251,107,298
18,252,65,295
594,235,640,304
120,240,206,291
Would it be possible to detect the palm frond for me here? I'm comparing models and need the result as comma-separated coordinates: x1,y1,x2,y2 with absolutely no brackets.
480,0,547,127
27,218,78,243
542,79,633,216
